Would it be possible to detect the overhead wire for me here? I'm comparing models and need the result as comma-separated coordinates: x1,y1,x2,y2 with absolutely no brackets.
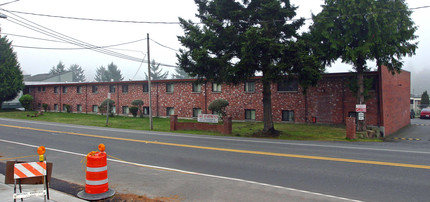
150,38,180,52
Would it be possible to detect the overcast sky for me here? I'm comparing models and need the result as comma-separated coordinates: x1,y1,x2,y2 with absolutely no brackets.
0,0,428,94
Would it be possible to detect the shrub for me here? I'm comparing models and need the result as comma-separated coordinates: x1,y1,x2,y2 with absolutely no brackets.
19,94,34,111
99,99,115,117
129,106,139,117
42,103,48,111
64,104,71,113
208,99,229,118
131,99,144,117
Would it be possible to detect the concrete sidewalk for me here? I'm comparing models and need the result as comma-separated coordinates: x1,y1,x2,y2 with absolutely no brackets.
0,174,85,202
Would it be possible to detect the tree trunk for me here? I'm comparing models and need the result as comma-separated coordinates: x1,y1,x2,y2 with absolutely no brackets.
262,80,275,133
356,64,366,131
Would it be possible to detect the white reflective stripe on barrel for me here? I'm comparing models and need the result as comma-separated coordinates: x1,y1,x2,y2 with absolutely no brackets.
86,178,108,186
86,166,107,172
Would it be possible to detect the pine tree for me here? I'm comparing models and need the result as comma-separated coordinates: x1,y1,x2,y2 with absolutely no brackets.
172,66,191,79
50,61,66,75
421,91,429,109
145,59,169,80
94,62,123,82
0,36,24,109
68,64,86,82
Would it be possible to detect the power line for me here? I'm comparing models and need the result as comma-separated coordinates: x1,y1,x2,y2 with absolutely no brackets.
1,5,430,25
150,38,180,52
3,10,178,68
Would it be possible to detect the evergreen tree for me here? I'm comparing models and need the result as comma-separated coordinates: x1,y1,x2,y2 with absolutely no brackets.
94,66,109,82
49,61,66,75
0,36,24,109
311,0,417,130
107,62,123,81
145,59,169,80
68,64,86,82
177,0,323,134
421,91,429,109
172,66,191,79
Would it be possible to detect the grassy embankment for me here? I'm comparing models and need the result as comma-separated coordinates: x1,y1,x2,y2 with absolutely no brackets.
0,110,380,141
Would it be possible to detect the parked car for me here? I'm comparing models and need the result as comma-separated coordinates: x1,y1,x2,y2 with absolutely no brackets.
411,109,415,119
420,108,430,119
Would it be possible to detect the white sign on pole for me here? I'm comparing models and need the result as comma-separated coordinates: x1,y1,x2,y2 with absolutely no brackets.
198,114,219,123
356,104,366,112
358,112,365,121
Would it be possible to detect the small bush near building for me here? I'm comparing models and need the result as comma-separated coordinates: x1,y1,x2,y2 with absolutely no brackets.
131,99,144,118
208,99,229,118
129,106,139,117
64,104,71,113
42,103,48,111
19,94,34,111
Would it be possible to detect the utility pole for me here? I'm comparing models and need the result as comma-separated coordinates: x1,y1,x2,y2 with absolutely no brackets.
0,13,7,37
147,33,153,130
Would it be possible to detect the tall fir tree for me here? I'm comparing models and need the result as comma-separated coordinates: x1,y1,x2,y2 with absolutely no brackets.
94,62,123,82
145,59,169,80
49,61,66,75
68,64,86,82
0,36,24,109
421,91,429,109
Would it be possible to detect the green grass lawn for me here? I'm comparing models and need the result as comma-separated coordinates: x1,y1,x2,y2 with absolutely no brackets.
0,110,380,141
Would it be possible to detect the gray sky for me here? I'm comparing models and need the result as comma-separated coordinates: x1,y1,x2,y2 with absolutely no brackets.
0,0,428,94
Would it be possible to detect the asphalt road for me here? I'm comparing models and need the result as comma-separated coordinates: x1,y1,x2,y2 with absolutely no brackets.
0,118,429,201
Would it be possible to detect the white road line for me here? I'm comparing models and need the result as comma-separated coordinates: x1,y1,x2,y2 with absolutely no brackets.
0,138,361,202
1,117,430,155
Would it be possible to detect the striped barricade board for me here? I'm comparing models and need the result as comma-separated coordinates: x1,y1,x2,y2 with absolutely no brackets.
13,161,47,200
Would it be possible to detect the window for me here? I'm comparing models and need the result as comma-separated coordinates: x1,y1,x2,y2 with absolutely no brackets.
193,108,202,117
63,104,67,112
38,103,41,109
111,106,116,114
92,105,98,113
245,81,256,92
282,110,294,122
122,85,128,93
54,104,58,111
166,83,174,93
410,99,414,104
192,83,202,93
109,85,116,93
77,86,82,94
38,87,41,92
143,83,149,92
29,88,32,93
54,87,59,94
245,109,256,120
42,87,46,92
122,106,129,115
77,104,82,112
143,107,150,115
92,85,98,93
166,107,174,116
277,80,298,92
212,83,221,92
63,86,68,94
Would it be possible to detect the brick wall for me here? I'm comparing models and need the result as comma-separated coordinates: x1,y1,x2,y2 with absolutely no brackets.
26,70,409,135
379,66,411,136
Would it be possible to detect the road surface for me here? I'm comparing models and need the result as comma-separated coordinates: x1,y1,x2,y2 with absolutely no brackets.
0,118,429,201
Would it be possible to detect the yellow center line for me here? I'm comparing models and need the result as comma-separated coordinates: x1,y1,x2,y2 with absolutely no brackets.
2,123,430,169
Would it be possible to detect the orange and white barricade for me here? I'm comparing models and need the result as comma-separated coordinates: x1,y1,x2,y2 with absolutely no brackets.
13,161,48,201
77,144,115,200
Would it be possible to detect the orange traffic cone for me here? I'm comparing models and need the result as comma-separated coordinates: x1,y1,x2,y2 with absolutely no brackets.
77,144,115,200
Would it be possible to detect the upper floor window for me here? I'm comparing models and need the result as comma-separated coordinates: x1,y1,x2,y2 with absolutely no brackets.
38,87,41,92
109,85,116,93
166,83,174,93
142,83,149,92
245,81,255,92
42,87,46,92
122,85,128,93
92,85,98,93
54,86,59,94
62,86,68,94
212,83,221,92
77,86,82,94
192,83,202,93
277,79,298,92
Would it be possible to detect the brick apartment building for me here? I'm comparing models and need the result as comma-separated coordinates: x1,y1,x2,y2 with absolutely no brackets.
24,66,410,136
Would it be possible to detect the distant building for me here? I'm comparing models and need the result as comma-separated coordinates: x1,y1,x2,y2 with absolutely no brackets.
1,72,74,109
25,66,411,136
410,97,421,112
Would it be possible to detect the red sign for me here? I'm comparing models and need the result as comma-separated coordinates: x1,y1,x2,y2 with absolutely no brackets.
356,104,366,112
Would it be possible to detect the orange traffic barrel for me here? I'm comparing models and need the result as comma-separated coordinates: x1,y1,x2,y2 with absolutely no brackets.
77,144,115,200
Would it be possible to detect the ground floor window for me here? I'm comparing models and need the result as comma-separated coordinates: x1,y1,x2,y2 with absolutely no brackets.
282,110,294,122
92,105,98,113
54,104,58,111
143,107,150,115
166,107,174,116
77,104,82,112
245,109,256,120
193,108,202,117
122,106,129,115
